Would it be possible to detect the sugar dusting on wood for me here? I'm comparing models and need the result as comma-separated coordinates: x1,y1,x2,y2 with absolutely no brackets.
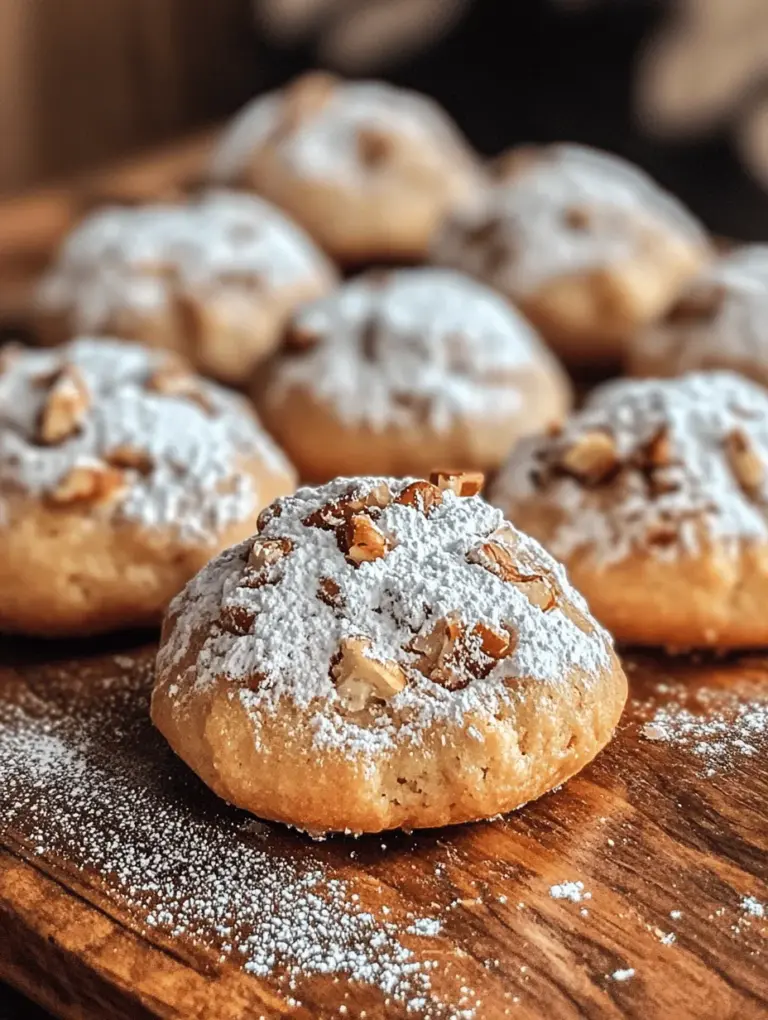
0,655,477,1018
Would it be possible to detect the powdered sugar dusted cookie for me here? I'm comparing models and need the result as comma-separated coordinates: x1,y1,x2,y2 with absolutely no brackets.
209,72,484,264
628,245,768,387
152,474,625,834
432,143,710,363
35,191,337,385
490,372,768,648
253,268,572,481
0,338,296,636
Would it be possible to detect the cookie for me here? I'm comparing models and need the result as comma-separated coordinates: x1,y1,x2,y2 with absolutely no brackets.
0,338,296,636
432,143,710,363
628,245,768,387
490,372,768,649
252,268,572,482
35,191,337,386
151,474,625,834
209,71,484,265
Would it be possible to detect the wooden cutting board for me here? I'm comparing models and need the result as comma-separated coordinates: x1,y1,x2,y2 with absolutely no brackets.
1,638,767,1020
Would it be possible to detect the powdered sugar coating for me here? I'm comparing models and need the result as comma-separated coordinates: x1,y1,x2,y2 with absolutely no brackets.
210,78,480,189
433,144,708,296
0,338,292,542
492,372,768,566
36,190,336,332
266,268,562,432
632,245,768,381
160,476,613,757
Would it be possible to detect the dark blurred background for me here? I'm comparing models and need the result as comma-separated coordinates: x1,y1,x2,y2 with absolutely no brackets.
2,0,768,239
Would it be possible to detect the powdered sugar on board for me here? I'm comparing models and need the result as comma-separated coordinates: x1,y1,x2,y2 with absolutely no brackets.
493,371,768,566
267,268,565,433
0,656,479,1018
210,77,480,189
433,143,707,297
37,190,336,332
160,477,613,759
0,337,291,542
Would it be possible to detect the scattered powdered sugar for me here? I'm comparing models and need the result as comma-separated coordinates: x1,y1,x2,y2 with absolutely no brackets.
548,881,591,904
0,659,470,1017
0,337,291,542
37,190,336,333
433,143,708,297
492,371,768,566
267,268,563,433
210,77,480,189
633,245,768,383
639,697,768,776
609,968,635,982
740,896,766,919
160,477,612,758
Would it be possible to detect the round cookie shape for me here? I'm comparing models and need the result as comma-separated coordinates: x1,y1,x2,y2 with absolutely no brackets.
0,338,296,636
208,71,485,264
253,268,572,481
35,190,337,385
432,143,710,362
490,372,768,649
151,474,625,834
628,245,768,387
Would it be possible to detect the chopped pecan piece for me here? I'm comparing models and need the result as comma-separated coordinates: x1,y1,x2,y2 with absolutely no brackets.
563,205,591,231
37,365,90,445
559,430,620,485
395,481,443,515
242,537,293,588
357,126,394,167
642,426,672,469
430,470,485,497
257,501,283,533
468,530,557,613
147,362,215,416
410,613,515,689
219,604,256,636
48,462,124,505
725,428,765,494
106,444,153,476
331,636,406,711
343,514,392,565
284,323,321,352
317,576,344,609
666,282,725,325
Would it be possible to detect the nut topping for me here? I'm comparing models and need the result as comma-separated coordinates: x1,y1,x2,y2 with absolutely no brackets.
284,323,321,352
725,428,765,494
37,365,90,445
666,282,725,325
395,481,443,515
642,426,672,469
357,126,394,167
243,537,293,588
410,613,515,689
48,462,124,505
468,530,558,613
147,362,215,416
563,205,592,231
106,444,153,476
559,430,620,485
331,636,406,711
219,604,256,636
430,470,485,497
343,514,392,565
317,576,344,609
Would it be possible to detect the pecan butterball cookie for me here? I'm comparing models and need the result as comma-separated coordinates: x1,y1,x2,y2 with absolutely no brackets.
209,72,485,265
252,268,572,481
628,246,768,388
35,191,337,385
0,338,296,636
151,474,626,834
490,372,768,649
432,144,710,363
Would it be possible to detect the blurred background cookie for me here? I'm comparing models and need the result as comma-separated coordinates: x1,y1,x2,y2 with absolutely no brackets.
209,72,485,265
35,191,337,385
432,144,711,364
628,245,768,387
152,474,626,834
0,337,295,636
253,267,572,480
490,371,768,649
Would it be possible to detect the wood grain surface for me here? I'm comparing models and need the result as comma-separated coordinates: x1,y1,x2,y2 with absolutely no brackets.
0,637,766,1020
